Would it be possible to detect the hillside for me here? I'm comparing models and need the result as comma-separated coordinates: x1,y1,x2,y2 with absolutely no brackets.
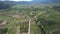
0,0,60,9
0,0,60,34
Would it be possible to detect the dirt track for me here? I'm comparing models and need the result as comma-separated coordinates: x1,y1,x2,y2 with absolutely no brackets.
0,20,7,26
20,32,28,34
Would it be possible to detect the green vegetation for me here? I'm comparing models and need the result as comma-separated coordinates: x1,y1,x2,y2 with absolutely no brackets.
0,4,60,34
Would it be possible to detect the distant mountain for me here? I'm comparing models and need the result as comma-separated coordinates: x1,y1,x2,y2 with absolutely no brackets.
0,1,32,9
0,0,60,9
32,0,60,4
0,1,18,9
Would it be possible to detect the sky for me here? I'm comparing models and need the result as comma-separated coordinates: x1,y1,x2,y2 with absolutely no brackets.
13,0,32,1
0,0,32,1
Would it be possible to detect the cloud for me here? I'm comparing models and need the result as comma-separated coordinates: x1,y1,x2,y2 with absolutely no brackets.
0,0,32,1
13,0,32,1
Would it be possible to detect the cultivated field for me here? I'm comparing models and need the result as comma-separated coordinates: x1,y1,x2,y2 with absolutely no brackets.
0,4,60,34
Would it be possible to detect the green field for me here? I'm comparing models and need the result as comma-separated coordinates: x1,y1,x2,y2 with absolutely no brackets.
0,4,60,34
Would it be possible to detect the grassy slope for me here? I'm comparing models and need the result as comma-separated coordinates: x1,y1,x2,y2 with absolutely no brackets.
0,4,60,34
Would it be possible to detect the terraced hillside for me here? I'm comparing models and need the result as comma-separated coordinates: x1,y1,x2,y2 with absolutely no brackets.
0,5,29,34
30,5,60,34
0,4,60,34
